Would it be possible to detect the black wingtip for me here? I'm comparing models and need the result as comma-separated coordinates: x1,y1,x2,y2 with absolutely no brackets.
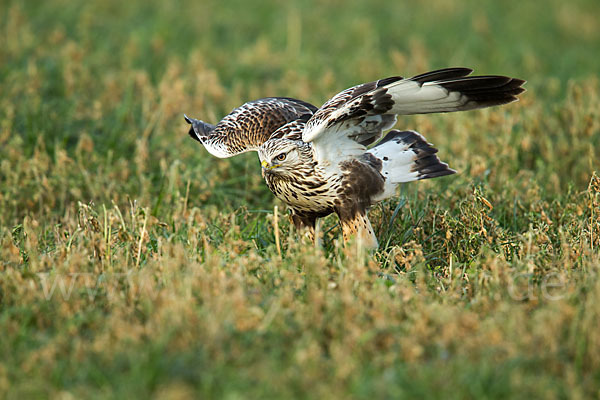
431,74,526,108
410,67,474,84
420,166,457,179
414,156,457,180
184,116,216,143
188,126,201,142
184,114,202,142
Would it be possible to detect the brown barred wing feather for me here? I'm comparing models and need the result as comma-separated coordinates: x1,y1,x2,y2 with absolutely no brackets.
268,113,312,142
185,97,317,158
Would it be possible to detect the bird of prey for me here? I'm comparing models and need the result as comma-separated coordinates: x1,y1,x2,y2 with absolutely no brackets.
185,68,525,248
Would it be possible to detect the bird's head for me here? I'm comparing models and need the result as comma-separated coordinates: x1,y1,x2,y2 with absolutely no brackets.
258,139,308,179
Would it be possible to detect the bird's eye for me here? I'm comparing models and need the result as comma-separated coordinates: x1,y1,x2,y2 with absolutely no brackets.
275,153,286,162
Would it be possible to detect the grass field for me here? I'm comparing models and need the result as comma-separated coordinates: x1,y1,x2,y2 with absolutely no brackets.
1,0,600,398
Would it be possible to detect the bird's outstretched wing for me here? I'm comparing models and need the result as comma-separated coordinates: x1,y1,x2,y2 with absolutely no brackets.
185,97,317,158
268,114,312,142
303,68,525,164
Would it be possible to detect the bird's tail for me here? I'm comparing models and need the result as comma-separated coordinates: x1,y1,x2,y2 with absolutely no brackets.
368,130,455,201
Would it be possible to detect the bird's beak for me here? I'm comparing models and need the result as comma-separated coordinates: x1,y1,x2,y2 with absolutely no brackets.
261,160,280,171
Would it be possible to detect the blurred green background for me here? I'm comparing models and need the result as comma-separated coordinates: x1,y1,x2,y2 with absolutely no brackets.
3,0,599,145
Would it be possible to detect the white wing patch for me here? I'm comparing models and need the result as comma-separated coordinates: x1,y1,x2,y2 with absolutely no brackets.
199,139,236,158
311,126,365,173
310,114,397,172
387,80,467,114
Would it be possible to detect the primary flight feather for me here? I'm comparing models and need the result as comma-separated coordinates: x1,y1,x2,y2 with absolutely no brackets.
185,67,525,248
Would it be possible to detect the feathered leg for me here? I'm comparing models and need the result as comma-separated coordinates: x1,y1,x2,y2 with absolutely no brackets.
339,212,378,249
290,213,317,243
